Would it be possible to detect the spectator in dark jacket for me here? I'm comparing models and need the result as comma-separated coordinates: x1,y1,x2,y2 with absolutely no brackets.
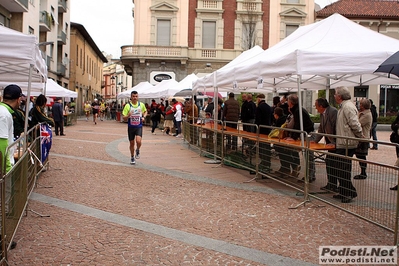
30,94,55,128
150,104,162,135
273,107,287,128
369,99,378,150
279,93,289,116
240,94,248,129
241,93,256,132
287,95,314,141
52,98,65,136
271,96,281,125
255,94,273,173
287,94,314,178
224,92,240,150
275,94,314,179
204,98,214,118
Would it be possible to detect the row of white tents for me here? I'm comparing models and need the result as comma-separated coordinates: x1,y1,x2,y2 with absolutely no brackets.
117,73,200,100
4,12,398,103
118,13,399,103
192,13,399,94
189,13,399,142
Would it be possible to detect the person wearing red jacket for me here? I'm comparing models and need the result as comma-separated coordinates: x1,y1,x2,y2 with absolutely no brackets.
166,99,183,137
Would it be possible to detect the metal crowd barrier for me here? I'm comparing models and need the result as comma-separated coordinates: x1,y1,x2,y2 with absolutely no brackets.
182,119,399,245
0,124,44,264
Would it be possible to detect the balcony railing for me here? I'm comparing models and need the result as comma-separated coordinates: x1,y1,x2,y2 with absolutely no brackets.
18,0,29,9
58,0,67,12
57,63,66,76
200,0,222,9
237,1,262,13
121,45,241,62
57,30,66,45
39,11,51,32
122,45,187,57
0,0,28,12
46,55,51,69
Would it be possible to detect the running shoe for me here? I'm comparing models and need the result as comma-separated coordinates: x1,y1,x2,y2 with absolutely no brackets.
130,156,136,165
135,149,140,159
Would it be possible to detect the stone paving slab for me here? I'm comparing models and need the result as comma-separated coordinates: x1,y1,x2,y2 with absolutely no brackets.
6,119,396,265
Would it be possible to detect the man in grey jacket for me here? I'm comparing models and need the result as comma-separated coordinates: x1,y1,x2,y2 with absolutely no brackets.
332,86,364,203
311,98,338,192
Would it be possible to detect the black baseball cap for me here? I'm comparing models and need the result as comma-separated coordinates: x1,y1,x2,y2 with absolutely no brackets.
3,84,22,100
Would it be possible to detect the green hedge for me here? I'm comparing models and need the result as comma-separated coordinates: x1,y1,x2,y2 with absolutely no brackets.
377,116,397,124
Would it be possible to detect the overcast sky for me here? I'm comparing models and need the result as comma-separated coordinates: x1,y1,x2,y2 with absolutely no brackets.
70,0,336,59
70,0,134,59
316,0,338,8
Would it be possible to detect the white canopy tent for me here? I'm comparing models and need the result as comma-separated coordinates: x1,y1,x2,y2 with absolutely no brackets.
0,25,47,91
194,13,399,94
30,79,78,98
193,13,399,149
138,79,179,99
174,73,199,92
0,25,47,142
117,81,154,100
193,45,264,93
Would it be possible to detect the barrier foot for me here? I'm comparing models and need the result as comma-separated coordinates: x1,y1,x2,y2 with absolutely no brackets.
35,163,59,188
35,182,53,189
244,176,258,183
28,209,50,217
289,199,325,209
244,170,272,183
204,159,221,164
46,163,62,171
244,174,271,183
296,191,331,196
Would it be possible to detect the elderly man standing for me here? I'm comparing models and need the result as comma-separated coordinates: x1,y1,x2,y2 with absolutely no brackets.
333,86,364,203
311,98,338,192
223,92,240,151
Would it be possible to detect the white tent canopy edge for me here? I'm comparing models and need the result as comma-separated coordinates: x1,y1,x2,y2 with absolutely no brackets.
0,25,47,143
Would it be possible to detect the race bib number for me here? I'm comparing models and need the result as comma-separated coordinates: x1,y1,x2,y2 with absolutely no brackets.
130,114,141,126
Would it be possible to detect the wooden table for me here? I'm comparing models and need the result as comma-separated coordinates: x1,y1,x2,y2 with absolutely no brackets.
198,122,334,151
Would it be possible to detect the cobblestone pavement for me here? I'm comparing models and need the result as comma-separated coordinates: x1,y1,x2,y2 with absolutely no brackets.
6,118,396,265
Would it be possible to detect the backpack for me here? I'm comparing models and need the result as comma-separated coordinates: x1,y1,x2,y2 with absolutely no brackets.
390,122,399,143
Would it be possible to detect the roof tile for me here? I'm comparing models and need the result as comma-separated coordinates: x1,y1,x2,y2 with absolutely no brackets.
317,0,399,18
